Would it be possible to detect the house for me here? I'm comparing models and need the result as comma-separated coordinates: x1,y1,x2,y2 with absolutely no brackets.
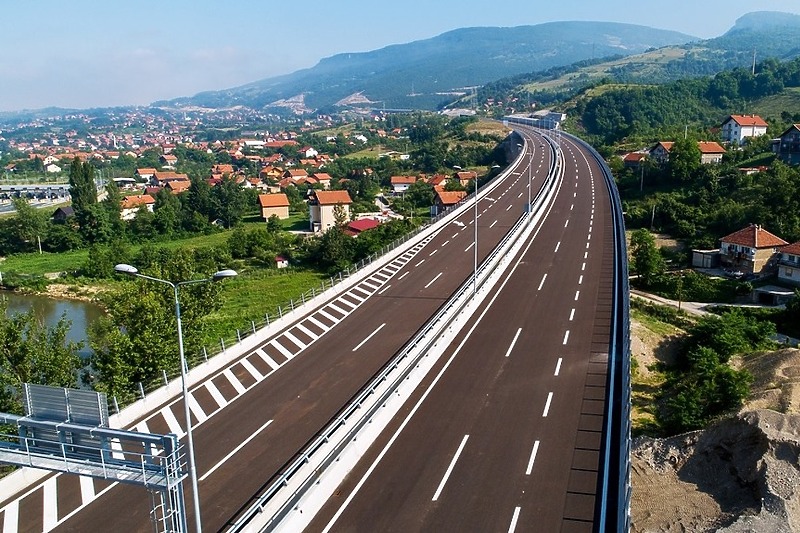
312,173,332,189
622,152,647,169
275,256,289,269
257,193,290,220
52,206,74,223
434,190,467,214
455,171,478,187
300,146,318,158
211,164,235,176
429,174,449,190
721,115,768,144
649,141,726,164
697,141,726,164
308,190,352,232
719,224,788,274
45,163,62,173
283,169,308,180
153,171,189,186
135,168,157,182
120,194,156,221
390,175,416,194
777,241,800,286
165,180,191,195
774,124,800,165
160,154,177,168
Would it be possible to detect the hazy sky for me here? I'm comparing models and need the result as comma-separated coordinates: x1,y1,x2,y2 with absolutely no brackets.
2,0,800,112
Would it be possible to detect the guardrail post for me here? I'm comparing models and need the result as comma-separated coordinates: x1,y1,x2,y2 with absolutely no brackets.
290,299,294,311
220,338,226,351
265,314,270,326
203,346,208,362
113,396,120,414
162,370,168,386
278,306,283,318
138,382,145,399
237,329,241,342
301,292,306,305
251,321,256,334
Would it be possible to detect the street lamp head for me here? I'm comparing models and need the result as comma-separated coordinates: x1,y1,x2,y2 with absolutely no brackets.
114,263,139,275
452,165,462,170
212,269,238,281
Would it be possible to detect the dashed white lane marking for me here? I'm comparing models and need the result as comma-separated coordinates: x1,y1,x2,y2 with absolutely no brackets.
424,272,443,289
206,380,230,407
352,323,386,352
570,203,574,211
79,475,95,505
563,330,570,345
188,394,208,424
564,219,569,228
506,204,513,211
432,434,470,501
161,406,184,437
283,331,307,350
327,302,348,316
465,242,475,252
573,192,577,198
415,259,426,267
575,290,581,301
398,271,410,281
508,506,522,533
543,392,554,417
554,241,561,253
452,232,460,239
537,274,547,291
584,251,588,259
295,323,318,341
490,219,498,228
525,440,541,476
3,499,19,533
43,477,57,531
442,240,450,247
429,249,438,257
240,358,262,381
555,357,563,376
269,339,295,360
581,262,586,271
307,316,330,332
578,275,584,285
586,242,590,249
200,419,273,482
518,192,523,198
377,284,391,295
569,308,575,321
504,328,523,358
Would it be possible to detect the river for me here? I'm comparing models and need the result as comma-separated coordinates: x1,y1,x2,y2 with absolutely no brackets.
1,291,104,357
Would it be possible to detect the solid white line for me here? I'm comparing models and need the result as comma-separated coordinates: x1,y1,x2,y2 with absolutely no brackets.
188,394,208,423
554,241,560,253
575,290,580,301
424,272,443,289
377,284,391,295
284,331,307,350
504,328,523,358
310,313,335,329
569,308,575,321
508,506,522,533
543,392,554,417
223,368,248,394
43,477,57,531
563,330,570,345
327,303,348,316
269,339,295,360
432,434,470,501
352,323,386,352
206,380,230,407
361,280,379,291
200,420,273,482
398,271,410,281
537,273,547,291
555,357,563,376
3,499,18,533
79,475,95,505
464,242,475,252
295,323,318,341
240,358,263,381
525,441,541,475
490,219,498,228
415,259,426,267
161,406,184,437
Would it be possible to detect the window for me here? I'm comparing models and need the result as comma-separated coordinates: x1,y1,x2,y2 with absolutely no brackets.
786,268,794,278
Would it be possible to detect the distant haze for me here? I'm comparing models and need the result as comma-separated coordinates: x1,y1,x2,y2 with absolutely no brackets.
1,0,799,112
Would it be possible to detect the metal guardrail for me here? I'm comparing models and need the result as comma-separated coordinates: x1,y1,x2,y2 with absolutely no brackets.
228,132,560,532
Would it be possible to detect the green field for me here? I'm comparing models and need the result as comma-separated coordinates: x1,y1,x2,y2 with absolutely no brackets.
751,87,800,118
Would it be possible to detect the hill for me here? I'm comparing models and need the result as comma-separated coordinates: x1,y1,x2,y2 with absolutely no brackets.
155,22,694,113
483,11,800,104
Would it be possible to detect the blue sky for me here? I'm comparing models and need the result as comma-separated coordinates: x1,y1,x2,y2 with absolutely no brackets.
2,0,799,112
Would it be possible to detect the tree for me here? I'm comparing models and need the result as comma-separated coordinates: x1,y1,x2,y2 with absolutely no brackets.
68,158,98,216
0,301,82,413
211,177,248,228
668,137,701,182
629,229,665,287
9,197,48,253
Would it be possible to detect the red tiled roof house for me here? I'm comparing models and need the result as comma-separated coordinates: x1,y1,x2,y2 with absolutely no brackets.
777,241,800,286
719,224,788,274
258,193,290,220
308,190,352,233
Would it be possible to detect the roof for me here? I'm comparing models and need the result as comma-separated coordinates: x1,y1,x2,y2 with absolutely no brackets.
436,190,467,206
455,171,478,180
778,124,800,138
782,241,800,256
347,218,381,233
390,175,416,185
725,114,768,128
136,167,157,175
285,169,308,178
313,190,352,205
720,224,788,249
623,152,648,162
652,141,674,152
313,172,332,181
120,194,155,209
166,180,191,194
697,141,726,154
258,193,290,208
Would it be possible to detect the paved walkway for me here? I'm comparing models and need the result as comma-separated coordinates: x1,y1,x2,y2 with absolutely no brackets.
631,289,799,347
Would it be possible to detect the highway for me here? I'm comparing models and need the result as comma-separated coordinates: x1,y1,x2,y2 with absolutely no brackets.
1,129,558,532
307,132,613,532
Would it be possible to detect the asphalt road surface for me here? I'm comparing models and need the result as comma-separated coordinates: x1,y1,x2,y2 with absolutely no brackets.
0,129,559,532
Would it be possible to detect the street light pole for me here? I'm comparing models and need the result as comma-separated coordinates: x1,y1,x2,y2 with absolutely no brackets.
114,264,237,533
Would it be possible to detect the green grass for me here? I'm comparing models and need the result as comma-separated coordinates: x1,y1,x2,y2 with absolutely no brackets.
631,307,683,337
281,212,309,231
752,87,800,118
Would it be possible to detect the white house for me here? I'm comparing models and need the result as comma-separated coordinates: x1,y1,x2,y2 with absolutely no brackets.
778,241,800,286
390,175,416,194
45,163,62,173
721,115,769,144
